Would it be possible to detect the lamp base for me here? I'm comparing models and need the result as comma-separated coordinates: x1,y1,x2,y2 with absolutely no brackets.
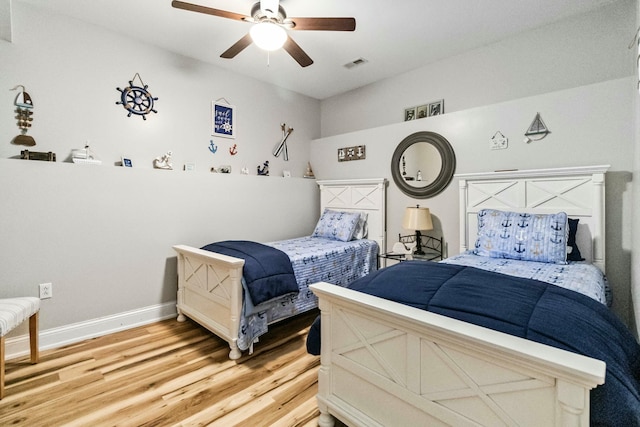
413,230,425,255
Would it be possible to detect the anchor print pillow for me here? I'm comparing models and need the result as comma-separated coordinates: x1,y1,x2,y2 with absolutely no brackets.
312,209,362,242
473,209,568,264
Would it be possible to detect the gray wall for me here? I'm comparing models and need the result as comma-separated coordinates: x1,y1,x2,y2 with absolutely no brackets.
312,77,634,326
0,2,321,346
321,0,634,138
1,2,320,174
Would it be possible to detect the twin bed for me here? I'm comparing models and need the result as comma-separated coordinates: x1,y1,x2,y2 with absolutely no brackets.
308,165,640,426
173,178,387,359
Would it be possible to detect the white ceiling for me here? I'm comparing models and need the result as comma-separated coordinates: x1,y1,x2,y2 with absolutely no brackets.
20,0,619,100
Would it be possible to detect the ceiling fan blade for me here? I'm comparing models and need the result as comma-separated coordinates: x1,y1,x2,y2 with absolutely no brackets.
288,17,356,31
171,0,250,22
220,34,253,59
283,36,313,67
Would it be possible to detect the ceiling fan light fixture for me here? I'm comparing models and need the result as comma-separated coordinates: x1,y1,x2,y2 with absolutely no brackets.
250,22,287,51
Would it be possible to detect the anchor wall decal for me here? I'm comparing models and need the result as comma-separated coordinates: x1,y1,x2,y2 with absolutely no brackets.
229,143,238,155
208,140,218,154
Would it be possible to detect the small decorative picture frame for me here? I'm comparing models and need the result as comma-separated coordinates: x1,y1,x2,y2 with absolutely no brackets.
212,100,236,139
416,105,428,119
428,99,444,116
404,107,416,121
122,157,133,167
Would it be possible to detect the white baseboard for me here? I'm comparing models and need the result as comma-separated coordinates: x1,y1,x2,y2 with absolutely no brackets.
5,301,177,360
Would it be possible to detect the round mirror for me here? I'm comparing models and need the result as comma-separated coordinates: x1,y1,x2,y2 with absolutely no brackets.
391,131,456,198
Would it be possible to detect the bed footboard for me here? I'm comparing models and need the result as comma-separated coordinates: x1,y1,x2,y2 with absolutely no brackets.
173,245,245,360
310,282,606,427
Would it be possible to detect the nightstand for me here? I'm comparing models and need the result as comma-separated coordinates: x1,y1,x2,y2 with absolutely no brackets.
379,235,443,267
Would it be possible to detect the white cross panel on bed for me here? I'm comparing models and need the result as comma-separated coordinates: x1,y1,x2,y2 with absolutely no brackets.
456,165,609,273
317,178,387,253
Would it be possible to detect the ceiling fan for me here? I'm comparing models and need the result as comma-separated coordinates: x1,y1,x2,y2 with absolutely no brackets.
171,0,356,67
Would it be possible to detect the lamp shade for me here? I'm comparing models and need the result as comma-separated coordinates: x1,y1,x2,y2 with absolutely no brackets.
402,206,433,231
250,22,287,51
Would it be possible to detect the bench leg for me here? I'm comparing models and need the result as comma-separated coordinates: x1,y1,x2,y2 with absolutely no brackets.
29,312,39,364
1,336,5,399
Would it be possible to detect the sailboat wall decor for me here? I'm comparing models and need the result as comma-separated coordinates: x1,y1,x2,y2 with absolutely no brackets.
524,112,550,143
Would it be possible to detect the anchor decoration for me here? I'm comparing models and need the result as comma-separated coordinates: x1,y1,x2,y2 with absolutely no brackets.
257,160,269,176
208,140,218,154
153,151,173,170
272,123,294,161
11,85,36,146
524,112,550,143
229,143,238,155
116,73,158,120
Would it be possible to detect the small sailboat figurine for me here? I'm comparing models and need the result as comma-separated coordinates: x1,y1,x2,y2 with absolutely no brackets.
524,112,550,143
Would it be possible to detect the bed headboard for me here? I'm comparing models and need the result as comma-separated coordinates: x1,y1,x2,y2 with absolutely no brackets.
456,165,609,273
317,178,387,253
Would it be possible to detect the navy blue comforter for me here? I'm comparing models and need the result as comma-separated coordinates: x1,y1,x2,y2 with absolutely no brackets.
201,240,298,305
306,261,640,426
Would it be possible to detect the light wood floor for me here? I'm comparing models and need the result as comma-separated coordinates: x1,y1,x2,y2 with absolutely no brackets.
0,309,341,427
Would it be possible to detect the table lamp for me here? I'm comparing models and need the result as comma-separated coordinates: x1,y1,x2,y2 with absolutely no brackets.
402,205,433,255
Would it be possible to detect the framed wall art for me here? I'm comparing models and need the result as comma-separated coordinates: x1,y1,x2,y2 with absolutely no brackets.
404,107,416,121
416,104,428,119
428,99,444,116
404,99,445,122
212,99,236,139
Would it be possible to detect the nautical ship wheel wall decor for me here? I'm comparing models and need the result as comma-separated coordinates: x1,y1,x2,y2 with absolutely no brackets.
116,73,158,120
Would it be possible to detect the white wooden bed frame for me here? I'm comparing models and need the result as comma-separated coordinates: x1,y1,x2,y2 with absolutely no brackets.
311,165,610,427
173,178,387,360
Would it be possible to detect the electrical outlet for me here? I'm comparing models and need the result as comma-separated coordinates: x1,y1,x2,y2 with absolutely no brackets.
39,282,53,299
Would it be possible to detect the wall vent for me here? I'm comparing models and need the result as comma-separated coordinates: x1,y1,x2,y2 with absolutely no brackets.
344,57,368,69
